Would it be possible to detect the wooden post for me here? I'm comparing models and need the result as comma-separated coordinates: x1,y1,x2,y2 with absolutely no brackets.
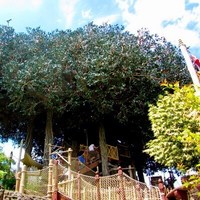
49,143,52,160
19,165,26,194
15,172,21,192
47,159,53,200
117,166,126,200
128,165,133,178
108,187,111,200
67,148,73,180
77,172,81,200
52,160,59,200
69,174,74,198
95,172,101,200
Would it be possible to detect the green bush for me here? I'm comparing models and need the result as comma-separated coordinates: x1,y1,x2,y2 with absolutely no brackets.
0,147,15,190
2,175,15,190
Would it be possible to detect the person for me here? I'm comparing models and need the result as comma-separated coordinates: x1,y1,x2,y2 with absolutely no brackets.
89,144,96,151
158,178,168,200
166,187,188,200
78,151,86,164
88,144,99,163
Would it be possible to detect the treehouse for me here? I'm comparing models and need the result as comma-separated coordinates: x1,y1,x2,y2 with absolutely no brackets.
78,144,119,174
78,143,135,177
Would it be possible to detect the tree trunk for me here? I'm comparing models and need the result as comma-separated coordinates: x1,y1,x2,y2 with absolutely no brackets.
43,109,54,166
136,165,145,182
71,140,78,157
99,123,109,176
130,160,137,179
24,117,34,155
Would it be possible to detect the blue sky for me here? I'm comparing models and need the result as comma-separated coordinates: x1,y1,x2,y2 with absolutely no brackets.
0,0,200,57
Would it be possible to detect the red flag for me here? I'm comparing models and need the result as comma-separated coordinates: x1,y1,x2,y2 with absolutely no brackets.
190,55,200,70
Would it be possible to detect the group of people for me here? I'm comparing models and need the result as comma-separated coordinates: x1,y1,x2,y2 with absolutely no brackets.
78,144,99,165
158,177,189,200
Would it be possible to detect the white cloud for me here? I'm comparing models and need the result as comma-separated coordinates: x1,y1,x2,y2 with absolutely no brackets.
93,14,118,26
32,0,42,8
59,0,79,28
115,0,200,49
190,0,200,3
115,0,133,10
161,25,200,47
82,9,92,19
134,0,184,21
0,0,42,10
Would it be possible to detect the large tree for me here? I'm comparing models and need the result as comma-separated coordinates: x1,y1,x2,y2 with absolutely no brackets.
59,23,191,176
0,23,191,178
1,27,75,165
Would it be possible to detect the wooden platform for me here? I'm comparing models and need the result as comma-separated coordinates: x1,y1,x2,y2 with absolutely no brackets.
79,160,99,174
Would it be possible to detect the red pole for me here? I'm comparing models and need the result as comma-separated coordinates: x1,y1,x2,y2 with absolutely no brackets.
117,166,126,200
54,160,59,192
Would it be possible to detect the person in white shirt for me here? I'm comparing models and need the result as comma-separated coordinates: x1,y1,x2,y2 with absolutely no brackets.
88,144,99,162
89,144,95,151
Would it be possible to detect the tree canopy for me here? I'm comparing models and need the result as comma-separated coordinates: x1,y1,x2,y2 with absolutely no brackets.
0,23,192,178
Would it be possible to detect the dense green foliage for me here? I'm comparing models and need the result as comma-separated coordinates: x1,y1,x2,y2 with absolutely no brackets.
145,84,200,172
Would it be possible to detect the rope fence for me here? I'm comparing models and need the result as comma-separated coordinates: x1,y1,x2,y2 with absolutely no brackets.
15,160,162,200
53,163,161,200
15,147,163,199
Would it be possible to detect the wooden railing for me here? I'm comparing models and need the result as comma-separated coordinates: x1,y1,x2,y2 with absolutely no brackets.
107,145,119,160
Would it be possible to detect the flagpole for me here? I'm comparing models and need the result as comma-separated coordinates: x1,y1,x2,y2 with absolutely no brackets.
179,39,200,95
